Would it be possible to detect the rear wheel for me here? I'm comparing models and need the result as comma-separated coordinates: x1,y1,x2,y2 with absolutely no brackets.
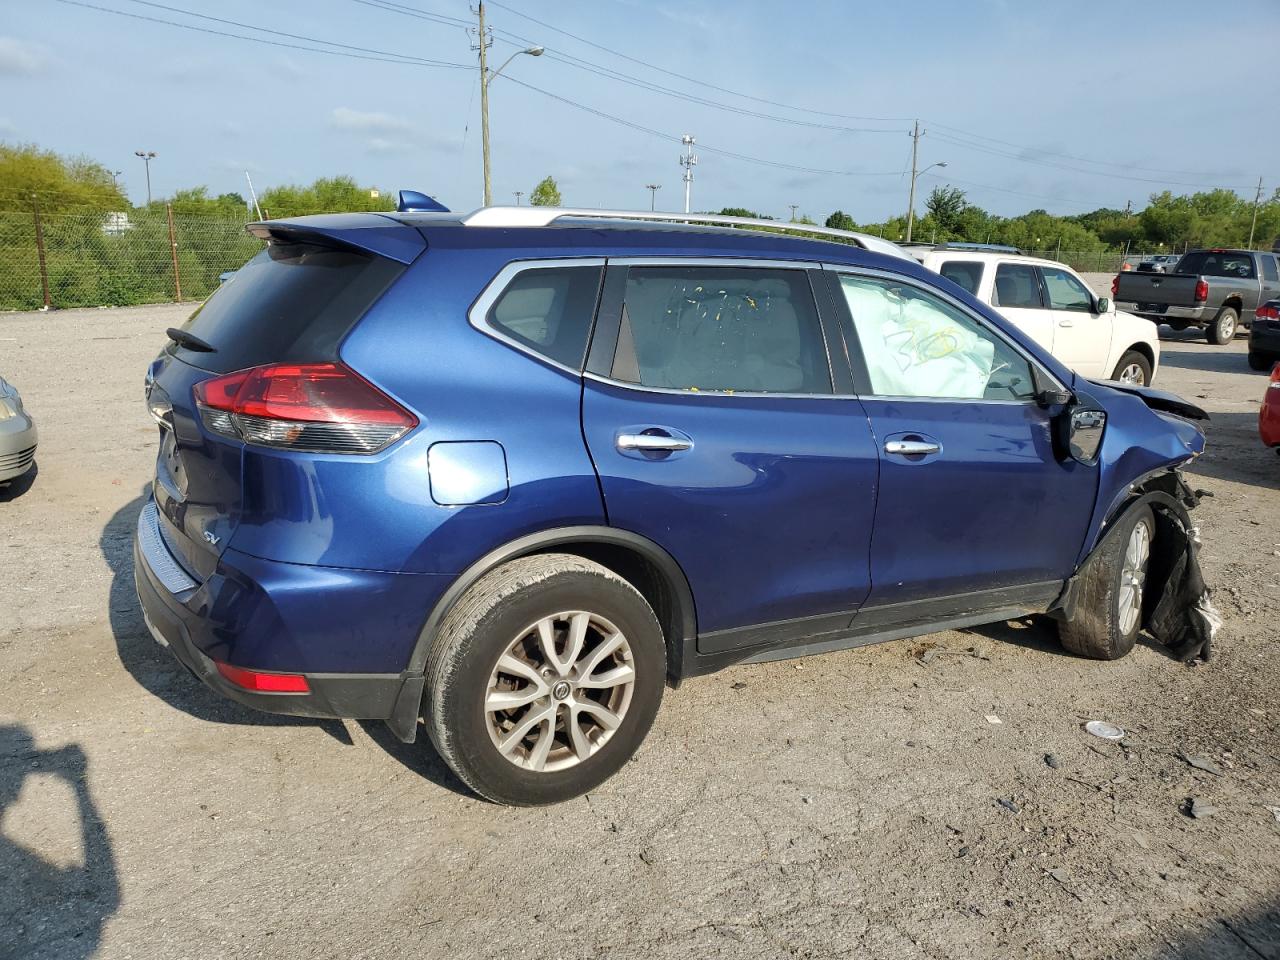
1249,350,1278,372
1058,505,1154,660
1206,307,1238,345
425,554,665,806
1111,350,1152,386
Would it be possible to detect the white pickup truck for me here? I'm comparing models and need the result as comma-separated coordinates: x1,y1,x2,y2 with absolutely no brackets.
916,248,1160,385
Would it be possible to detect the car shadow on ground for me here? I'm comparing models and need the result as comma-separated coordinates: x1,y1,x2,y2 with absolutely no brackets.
101,488,471,796
961,615,1073,656
1155,348,1257,376
1184,412,1279,491
1157,898,1280,959
0,462,37,502
0,724,119,960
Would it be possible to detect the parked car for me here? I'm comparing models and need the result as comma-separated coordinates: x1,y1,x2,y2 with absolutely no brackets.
1249,299,1280,371
135,206,1212,805
1260,361,1280,452
0,375,37,484
918,250,1160,385
1115,248,1280,344
1137,254,1180,273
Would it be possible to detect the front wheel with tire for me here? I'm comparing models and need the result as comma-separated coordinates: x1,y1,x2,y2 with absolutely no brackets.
1058,504,1154,660
1249,350,1278,372
1111,350,1152,386
1206,307,1238,345
425,554,666,806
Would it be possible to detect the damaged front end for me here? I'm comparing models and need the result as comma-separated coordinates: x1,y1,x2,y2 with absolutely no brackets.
1051,380,1220,662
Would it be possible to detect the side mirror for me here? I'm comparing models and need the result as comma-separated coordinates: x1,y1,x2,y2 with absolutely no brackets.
1095,296,1112,314
1065,408,1107,464
1032,365,1073,409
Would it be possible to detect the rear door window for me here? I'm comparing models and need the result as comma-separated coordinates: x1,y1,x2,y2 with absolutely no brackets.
173,242,405,373
611,266,831,394
938,260,984,296
992,263,1043,308
1039,267,1095,312
1176,251,1256,278
485,265,603,369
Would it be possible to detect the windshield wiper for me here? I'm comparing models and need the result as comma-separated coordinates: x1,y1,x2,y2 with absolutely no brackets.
165,327,216,353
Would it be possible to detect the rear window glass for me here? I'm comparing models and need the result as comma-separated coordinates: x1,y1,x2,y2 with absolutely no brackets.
938,261,983,295
172,242,405,373
992,263,1042,308
1262,256,1279,282
1175,252,1256,279
486,266,603,369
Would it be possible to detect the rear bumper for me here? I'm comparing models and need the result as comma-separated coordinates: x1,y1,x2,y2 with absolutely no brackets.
1121,304,1209,325
133,500,442,724
1250,323,1280,356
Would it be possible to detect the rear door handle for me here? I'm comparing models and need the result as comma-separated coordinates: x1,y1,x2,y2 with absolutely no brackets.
1058,318,1074,327
616,432,693,452
884,440,940,456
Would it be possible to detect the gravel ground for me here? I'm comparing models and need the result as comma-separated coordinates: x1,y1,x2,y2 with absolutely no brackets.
1,297,1278,960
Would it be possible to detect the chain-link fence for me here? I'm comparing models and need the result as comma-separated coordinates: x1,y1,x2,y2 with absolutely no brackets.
0,208,263,312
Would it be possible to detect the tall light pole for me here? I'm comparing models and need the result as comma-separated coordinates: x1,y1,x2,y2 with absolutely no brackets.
134,151,156,206
788,204,798,222
1247,176,1265,249
645,183,661,211
513,190,523,205
679,135,697,214
475,2,542,207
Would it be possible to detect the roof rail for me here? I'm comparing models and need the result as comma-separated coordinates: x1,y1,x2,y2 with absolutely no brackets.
459,206,912,261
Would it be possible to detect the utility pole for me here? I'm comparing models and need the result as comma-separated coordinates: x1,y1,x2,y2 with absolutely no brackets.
1247,176,1265,249
134,150,156,206
680,135,697,214
474,2,543,207
645,183,661,211
513,190,523,205
788,204,798,222
904,120,946,244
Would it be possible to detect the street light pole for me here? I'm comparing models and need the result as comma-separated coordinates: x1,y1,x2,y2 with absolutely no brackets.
680,135,697,214
905,126,946,242
134,151,156,206
513,191,523,205
475,2,542,207
645,183,661,211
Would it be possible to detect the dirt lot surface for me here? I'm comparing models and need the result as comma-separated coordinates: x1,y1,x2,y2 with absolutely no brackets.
2,298,1278,960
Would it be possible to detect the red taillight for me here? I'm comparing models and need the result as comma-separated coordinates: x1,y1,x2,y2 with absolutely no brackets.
216,662,310,693
1111,275,1119,297
1272,365,1280,386
194,362,417,454
1194,279,1209,303
1257,302,1280,321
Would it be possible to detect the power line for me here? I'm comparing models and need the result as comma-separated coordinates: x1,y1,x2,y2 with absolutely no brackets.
52,0,472,69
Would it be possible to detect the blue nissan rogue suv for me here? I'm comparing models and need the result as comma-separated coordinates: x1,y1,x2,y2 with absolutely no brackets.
136,205,1215,805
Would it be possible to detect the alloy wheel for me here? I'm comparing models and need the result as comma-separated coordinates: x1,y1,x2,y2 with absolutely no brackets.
1118,362,1146,385
1218,315,1236,341
1117,519,1150,636
484,611,636,772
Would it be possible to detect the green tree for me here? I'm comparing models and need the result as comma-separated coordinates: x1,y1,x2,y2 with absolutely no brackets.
924,186,968,235
529,176,562,207
258,176,393,218
825,210,856,231
0,142,125,213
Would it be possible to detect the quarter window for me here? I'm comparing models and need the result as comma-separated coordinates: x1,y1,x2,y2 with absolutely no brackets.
838,274,1036,402
486,265,602,369
992,263,1043,308
938,260,984,296
610,267,831,394
1262,256,1279,282
1040,267,1095,312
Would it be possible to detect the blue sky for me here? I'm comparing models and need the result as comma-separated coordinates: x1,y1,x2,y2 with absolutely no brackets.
3,0,1278,220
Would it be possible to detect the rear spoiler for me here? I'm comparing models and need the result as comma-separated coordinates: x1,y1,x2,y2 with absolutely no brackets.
246,213,425,265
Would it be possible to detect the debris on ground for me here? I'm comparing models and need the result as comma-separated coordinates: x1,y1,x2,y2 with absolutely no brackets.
917,645,992,665
1178,752,1225,777
985,715,1002,725
1045,754,1060,769
997,798,1021,814
730,681,747,691
1084,720,1125,741
1184,798,1218,819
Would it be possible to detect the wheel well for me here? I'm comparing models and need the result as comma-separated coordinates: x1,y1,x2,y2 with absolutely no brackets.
1122,342,1155,369
1222,297,1243,314
527,541,688,670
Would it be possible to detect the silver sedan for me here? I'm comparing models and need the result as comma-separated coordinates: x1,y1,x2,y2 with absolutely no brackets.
0,376,37,482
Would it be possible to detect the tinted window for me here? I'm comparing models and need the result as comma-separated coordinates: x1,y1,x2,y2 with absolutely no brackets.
1262,256,1279,282
612,267,830,394
1040,267,1094,311
1175,251,1256,279
487,265,603,369
939,260,984,295
175,243,405,373
992,263,1043,308
838,274,1035,401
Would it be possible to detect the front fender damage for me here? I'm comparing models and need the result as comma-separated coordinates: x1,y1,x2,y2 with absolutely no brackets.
1052,471,1221,662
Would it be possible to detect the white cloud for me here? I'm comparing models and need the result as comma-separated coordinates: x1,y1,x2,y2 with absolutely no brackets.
366,137,410,155
0,36,46,75
330,107,411,135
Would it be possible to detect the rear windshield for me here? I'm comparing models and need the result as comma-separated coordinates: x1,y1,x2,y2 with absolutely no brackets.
170,242,405,373
1174,251,1255,279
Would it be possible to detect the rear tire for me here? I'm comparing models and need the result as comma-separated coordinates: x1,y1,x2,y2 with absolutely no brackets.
1111,350,1152,386
425,554,665,806
1249,350,1277,372
1206,307,1238,345
1058,505,1154,660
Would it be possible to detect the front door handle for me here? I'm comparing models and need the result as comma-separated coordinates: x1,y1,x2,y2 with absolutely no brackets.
616,432,693,452
1058,318,1075,327
884,439,940,456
